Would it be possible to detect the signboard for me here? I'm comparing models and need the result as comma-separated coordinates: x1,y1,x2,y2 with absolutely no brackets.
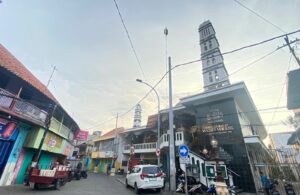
179,156,190,164
0,119,17,141
287,68,300,110
44,133,62,151
179,145,189,157
156,148,160,157
75,130,89,141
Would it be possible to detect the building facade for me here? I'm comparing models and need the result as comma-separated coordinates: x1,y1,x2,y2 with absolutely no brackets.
158,21,269,193
0,44,79,186
91,128,124,173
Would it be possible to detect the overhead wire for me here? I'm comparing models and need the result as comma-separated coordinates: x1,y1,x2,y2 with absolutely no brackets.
84,29,300,130
233,0,287,34
112,0,146,79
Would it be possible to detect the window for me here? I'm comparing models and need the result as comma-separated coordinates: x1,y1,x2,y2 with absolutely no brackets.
142,167,160,174
209,40,212,49
215,70,219,81
212,57,215,63
204,43,207,51
207,59,210,65
209,72,213,82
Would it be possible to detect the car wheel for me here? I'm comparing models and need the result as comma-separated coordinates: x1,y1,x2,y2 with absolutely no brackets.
125,179,129,188
134,183,140,194
156,188,161,193
34,183,39,190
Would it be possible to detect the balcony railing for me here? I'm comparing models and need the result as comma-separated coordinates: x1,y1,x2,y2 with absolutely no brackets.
123,142,157,154
0,88,48,124
160,131,184,148
49,117,73,140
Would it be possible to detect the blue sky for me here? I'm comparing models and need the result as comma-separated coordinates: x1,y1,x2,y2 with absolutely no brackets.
0,0,299,136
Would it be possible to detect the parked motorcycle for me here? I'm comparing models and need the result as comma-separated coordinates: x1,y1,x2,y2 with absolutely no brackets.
81,169,88,179
176,173,202,194
284,181,296,195
270,180,280,195
188,184,203,195
228,186,236,195
176,174,185,193
207,184,217,195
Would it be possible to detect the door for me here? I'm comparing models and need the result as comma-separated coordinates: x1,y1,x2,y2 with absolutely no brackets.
128,167,139,186
0,140,14,177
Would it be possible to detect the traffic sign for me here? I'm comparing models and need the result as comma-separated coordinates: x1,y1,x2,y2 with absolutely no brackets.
156,148,160,157
179,145,189,157
179,156,190,164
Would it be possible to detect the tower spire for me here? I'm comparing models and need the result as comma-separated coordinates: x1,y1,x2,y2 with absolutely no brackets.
133,104,142,128
199,21,230,91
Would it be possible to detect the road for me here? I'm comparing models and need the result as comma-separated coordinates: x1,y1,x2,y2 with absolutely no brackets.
0,173,165,195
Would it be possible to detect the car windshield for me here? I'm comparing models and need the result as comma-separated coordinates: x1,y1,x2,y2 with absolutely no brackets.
142,167,160,174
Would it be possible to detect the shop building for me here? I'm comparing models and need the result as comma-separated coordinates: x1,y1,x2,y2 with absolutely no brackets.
91,128,124,173
0,44,79,185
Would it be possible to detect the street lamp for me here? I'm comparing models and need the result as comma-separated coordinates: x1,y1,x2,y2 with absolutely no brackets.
136,79,161,165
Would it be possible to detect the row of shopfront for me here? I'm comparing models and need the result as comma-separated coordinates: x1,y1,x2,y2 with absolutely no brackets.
0,117,74,186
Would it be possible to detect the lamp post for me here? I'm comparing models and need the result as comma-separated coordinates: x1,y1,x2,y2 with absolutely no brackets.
136,79,161,165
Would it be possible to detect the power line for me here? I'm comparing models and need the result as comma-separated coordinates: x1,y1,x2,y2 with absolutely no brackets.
84,29,300,130
233,0,287,34
112,0,146,79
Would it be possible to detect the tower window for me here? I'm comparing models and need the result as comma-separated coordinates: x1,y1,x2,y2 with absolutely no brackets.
215,70,219,81
209,40,212,49
212,57,215,63
204,42,207,51
207,59,210,65
209,72,213,82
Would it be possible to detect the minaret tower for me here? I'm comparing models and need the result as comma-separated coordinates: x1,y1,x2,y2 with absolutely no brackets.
199,21,230,91
133,104,142,128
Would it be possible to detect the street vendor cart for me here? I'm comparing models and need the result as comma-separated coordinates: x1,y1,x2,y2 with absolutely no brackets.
28,165,71,190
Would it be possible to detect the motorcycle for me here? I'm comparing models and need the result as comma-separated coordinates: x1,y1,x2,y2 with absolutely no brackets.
81,169,88,179
284,181,296,195
207,184,217,195
188,184,203,195
176,174,202,194
270,180,280,195
228,186,236,195
176,174,185,193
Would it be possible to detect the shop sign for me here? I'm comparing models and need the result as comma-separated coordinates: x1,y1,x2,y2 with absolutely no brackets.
0,118,17,140
44,133,62,150
75,130,89,141
191,123,234,134
64,143,73,156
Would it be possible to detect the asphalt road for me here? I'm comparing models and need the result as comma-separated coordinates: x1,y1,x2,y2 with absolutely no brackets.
0,173,165,195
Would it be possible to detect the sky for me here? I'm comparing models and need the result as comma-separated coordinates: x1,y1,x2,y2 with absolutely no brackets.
0,0,299,137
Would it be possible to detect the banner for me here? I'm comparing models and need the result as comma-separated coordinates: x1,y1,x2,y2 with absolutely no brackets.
0,118,18,140
75,130,89,141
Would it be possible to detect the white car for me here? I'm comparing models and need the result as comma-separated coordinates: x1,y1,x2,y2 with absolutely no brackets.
125,164,164,194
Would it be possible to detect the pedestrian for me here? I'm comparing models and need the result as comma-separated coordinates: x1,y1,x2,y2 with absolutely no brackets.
259,171,270,195
107,163,111,175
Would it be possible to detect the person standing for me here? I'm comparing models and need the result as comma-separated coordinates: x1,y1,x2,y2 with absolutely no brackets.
259,171,270,195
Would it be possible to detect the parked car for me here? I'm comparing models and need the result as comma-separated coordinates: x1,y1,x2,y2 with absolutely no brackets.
125,164,164,194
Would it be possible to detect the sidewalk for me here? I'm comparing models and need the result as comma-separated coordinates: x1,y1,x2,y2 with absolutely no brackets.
114,175,257,195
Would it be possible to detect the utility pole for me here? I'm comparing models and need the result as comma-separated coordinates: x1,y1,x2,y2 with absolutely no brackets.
112,113,119,171
284,36,300,66
164,28,169,103
33,103,57,165
46,65,57,87
168,56,176,192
